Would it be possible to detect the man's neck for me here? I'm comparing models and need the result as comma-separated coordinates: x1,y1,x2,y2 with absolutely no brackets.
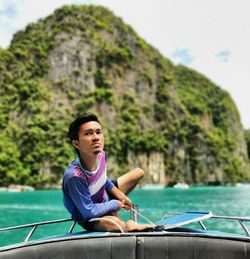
79,153,99,171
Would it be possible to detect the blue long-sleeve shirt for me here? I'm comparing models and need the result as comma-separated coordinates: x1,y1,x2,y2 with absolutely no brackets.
62,152,119,223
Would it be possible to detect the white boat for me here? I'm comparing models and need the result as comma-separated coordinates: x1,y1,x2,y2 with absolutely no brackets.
141,184,165,189
6,185,35,192
173,183,189,189
235,183,250,187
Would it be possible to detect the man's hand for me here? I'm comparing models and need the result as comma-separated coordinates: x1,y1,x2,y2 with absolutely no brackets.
117,198,131,211
109,186,133,210
117,200,125,210
123,197,132,210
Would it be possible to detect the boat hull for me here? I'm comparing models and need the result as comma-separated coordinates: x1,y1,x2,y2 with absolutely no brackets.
1,232,250,259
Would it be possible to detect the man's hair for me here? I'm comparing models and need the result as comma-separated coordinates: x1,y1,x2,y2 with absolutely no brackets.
68,112,101,142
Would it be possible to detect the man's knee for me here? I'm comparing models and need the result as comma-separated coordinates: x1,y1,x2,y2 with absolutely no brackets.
135,168,144,179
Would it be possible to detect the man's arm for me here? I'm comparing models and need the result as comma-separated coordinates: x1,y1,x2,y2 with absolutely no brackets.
108,185,132,210
67,177,120,221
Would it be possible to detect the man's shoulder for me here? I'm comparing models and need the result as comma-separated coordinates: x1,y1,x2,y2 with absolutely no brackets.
64,160,86,180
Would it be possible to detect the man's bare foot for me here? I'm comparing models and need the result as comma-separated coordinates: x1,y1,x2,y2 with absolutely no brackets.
126,220,155,232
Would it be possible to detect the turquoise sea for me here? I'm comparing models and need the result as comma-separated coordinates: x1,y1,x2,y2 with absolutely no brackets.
1,186,250,247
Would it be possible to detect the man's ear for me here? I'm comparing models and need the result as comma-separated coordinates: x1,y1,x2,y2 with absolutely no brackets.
72,140,79,149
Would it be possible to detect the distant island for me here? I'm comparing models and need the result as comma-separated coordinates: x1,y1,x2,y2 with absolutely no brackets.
0,5,249,188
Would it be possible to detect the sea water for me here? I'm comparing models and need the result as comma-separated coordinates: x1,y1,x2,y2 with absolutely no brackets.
1,186,250,247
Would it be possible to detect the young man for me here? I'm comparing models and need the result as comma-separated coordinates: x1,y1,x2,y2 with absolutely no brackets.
63,113,153,232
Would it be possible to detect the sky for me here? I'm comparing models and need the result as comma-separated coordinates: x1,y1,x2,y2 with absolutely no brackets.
0,0,249,129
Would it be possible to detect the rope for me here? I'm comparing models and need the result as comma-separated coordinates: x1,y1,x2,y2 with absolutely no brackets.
130,206,156,226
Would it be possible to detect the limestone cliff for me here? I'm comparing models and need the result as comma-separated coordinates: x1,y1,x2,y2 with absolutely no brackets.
0,5,249,187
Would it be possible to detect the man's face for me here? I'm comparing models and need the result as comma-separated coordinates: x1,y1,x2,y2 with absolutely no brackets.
73,121,104,156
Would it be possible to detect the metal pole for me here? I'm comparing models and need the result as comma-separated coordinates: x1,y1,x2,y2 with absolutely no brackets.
130,204,138,222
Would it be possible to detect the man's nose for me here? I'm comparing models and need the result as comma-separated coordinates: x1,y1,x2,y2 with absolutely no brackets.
92,132,99,140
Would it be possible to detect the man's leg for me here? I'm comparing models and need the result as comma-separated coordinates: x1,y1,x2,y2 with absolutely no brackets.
117,168,144,194
89,215,154,232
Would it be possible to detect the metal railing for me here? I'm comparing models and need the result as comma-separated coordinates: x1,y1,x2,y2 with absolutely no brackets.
1,210,250,245
0,206,141,244
161,212,250,237
0,218,75,243
212,215,250,237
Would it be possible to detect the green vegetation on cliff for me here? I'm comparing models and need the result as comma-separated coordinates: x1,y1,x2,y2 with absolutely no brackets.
245,130,250,159
0,5,249,187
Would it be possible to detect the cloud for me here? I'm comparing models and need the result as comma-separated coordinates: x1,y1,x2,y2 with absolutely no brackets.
0,2,17,17
215,51,231,62
171,48,194,66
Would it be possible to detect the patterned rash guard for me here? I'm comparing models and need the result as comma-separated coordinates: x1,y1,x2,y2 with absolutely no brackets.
62,151,119,223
